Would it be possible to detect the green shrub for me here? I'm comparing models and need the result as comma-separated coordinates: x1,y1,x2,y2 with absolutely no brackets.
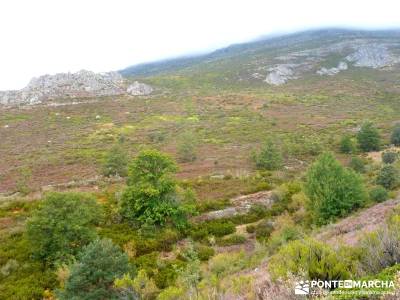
348,156,366,173
382,151,397,164
195,245,215,261
376,165,399,190
177,132,197,163
102,145,128,177
26,192,101,265
58,239,130,300
339,135,354,154
190,220,236,240
246,224,256,234
369,186,389,203
358,216,400,274
304,152,367,225
216,234,246,246
253,139,283,171
357,122,381,152
269,238,355,281
254,220,274,242
196,199,230,213
390,123,400,146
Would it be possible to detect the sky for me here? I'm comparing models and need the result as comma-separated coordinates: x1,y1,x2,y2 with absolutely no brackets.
0,0,400,90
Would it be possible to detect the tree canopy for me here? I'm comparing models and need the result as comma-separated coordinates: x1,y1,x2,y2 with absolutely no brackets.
120,150,186,227
58,239,130,300
26,192,101,265
304,152,366,225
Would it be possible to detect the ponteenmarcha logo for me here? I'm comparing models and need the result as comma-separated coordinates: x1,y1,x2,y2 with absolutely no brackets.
294,279,395,296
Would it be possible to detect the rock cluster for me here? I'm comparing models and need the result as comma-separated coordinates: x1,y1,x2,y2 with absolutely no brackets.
127,81,154,96
317,61,348,76
263,41,400,85
0,70,153,106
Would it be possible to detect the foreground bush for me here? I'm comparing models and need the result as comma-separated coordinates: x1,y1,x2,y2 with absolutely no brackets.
26,192,101,265
269,238,355,281
304,152,367,225
358,216,400,275
58,239,130,299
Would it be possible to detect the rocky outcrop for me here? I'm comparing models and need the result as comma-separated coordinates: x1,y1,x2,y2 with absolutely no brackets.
0,70,153,106
194,191,275,222
317,61,348,76
127,81,154,95
263,41,400,85
264,64,297,85
346,44,399,68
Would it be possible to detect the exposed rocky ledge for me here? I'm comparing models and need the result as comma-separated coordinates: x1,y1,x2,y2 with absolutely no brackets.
0,70,153,106
264,42,400,85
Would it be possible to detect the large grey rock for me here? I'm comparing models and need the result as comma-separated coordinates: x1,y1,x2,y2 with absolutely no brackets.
127,81,154,95
264,64,296,85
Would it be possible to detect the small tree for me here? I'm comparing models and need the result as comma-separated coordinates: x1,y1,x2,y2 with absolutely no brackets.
376,165,399,190
102,145,128,177
27,192,101,264
120,150,187,227
58,239,130,300
390,123,400,146
339,135,354,154
253,139,283,171
304,152,366,225
357,122,381,152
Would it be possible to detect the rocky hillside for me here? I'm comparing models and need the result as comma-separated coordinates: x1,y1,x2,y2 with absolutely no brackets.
122,29,400,86
0,70,153,106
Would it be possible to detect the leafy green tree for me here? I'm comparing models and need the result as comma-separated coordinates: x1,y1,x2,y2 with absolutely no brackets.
376,165,399,190
357,122,381,152
339,135,354,154
102,145,128,177
120,150,187,227
390,123,400,146
253,139,283,170
26,192,101,264
58,239,130,300
304,152,366,225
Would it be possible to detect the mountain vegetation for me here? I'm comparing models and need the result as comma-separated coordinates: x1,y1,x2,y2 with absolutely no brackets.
1,28,400,299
